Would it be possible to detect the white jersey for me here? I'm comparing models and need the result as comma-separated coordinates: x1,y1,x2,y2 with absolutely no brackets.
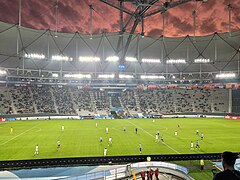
62,126,64,131
190,142,194,148
104,148,107,156
175,131,178,136
155,135,158,141
35,145,39,154
109,137,112,142
106,127,108,133
96,123,98,128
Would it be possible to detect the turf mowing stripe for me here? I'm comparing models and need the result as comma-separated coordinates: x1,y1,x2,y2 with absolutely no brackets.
127,120,180,154
0,123,40,145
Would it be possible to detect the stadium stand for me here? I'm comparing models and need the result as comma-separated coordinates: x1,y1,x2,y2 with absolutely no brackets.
0,86,231,115
91,90,109,115
0,86,12,114
121,90,139,115
52,86,77,115
71,87,94,116
9,86,35,114
31,85,57,114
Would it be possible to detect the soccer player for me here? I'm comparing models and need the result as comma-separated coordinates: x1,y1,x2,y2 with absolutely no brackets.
57,140,60,150
135,128,138,134
196,129,199,135
34,144,39,155
139,143,142,154
106,127,109,134
155,134,159,142
100,136,102,143
10,127,13,134
174,131,178,136
104,148,107,156
190,141,194,150
123,126,126,132
161,135,164,142
108,137,112,146
96,122,98,128
157,130,160,136
200,133,204,140
62,125,64,132
196,140,200,149
178,123,180,129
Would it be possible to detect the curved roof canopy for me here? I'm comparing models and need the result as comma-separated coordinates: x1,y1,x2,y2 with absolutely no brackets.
0,21,240,82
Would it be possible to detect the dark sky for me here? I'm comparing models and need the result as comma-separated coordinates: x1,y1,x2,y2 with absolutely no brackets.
0,0,239,37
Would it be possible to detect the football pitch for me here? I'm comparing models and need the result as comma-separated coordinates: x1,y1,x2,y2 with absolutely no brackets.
0,118,239,161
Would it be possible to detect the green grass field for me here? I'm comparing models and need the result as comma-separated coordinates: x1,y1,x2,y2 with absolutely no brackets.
0,118,239,161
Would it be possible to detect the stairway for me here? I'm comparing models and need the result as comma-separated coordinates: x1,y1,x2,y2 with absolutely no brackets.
69,88,80,115
29,87,38,114
89,91,97,114
133,90,141,112
6,87,17,114
50,87,59,114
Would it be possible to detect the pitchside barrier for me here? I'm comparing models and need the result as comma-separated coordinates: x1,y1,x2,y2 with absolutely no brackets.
0,153,224,170
0,113,230,121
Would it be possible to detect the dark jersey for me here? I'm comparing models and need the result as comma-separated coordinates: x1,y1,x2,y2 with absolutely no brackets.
213,169,240,180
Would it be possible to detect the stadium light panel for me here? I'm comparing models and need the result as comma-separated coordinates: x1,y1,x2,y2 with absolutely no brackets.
24,53,45,59
0,69,7,75
140,75,165,79
98,74,115,79
106,56,119,62
79,56,100,62
166,59,186,64
194,58,210,63
52,55,72,61
119,74,134,79
125,57,137,62
52,73,59,78
64,74,91,79
216,73,236,79
142,58,161,63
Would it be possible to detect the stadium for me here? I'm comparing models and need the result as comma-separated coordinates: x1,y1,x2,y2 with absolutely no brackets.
0,0,240,179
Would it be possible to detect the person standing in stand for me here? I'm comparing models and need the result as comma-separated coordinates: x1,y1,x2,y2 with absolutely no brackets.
141,170,145,180
214,151,240,180
155,168,159,180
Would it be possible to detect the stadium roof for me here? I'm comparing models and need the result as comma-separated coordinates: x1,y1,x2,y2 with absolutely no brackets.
0,0,240,82
0,21,240,82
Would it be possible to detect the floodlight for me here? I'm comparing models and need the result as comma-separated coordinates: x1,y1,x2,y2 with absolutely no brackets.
142,58,161,63
140,75,165,79
98,74,115,79
52,55,72,61
194,58,210,63
0,69,7,75
52,73,59,78
216,73,236,79
106,56,119,62
24,53,45,59
166,59,186,64
64,74,91,78
79,56,100,62
119,74,134,79
125,57,137,62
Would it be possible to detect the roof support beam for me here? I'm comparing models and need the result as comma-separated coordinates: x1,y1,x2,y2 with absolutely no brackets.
99,0,134,16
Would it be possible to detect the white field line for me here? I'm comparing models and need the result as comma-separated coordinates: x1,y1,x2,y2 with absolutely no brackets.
127,120,180,154
0,124,40,145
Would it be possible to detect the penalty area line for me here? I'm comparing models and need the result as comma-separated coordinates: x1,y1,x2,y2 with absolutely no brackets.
127,120,180,154
0,124,40,145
